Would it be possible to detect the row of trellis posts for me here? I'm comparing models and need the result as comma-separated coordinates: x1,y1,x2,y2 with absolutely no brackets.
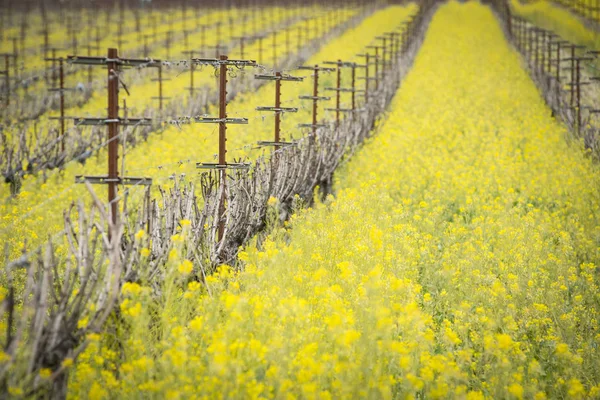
490,0,600,153
0,3,352,106
64,22,408,244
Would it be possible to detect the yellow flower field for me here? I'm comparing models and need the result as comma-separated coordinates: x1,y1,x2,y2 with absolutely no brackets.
66,1,600,399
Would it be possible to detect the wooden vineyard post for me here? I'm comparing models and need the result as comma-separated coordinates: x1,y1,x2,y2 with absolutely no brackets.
297,65,335,137
255,71,304,150
68,48,156,233
190,55,259,242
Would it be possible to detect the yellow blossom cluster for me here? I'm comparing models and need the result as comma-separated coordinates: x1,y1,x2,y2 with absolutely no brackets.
65,2,600,398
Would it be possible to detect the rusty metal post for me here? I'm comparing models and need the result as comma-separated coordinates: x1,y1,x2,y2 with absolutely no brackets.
575,57,581,133
217,55,229,242
87,44,93,85
374,48,379,90
51,48,57,88
546,33,552,76
555,41,561,84
189,51,195,95
335,59,341,127
107,48,119,228
59,58,65,152
381,37,387,79
570,45,575,107
274,71,282,145
258,36,263,66
158,65,163,110
365,53,370,99
351,63,356,112
312,65,319,137
42,28,49,83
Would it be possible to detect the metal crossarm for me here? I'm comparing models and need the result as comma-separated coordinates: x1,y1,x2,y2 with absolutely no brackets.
298,123,328,128
323,60,356,68
325,87,365,93
297,65,335,72
196,162,250,170
257,140,295,147
192,117,248,124
67,55,162,68
256,71,303,149
72,117,152,126
255,74,303,82
357,53,380,59
299,95,331,100
325,108,354,112
75,176,153,185
191,57,257,67
256,106,299,113
47,88,76,92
